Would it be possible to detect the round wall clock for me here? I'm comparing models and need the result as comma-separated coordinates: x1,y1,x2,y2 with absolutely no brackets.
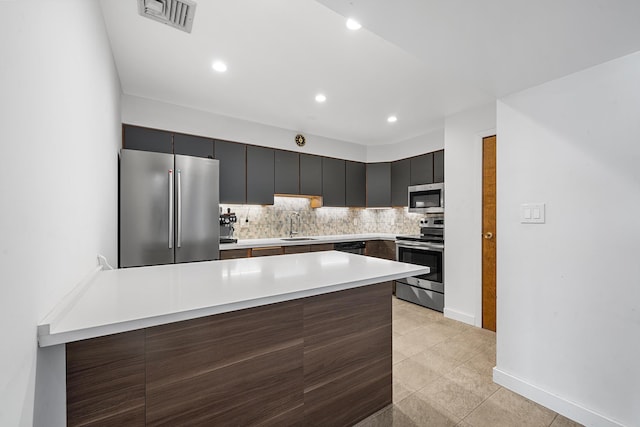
295,134,306,147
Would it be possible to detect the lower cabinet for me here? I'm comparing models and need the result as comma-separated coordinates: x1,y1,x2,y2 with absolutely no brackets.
250,246,284,257
219,249,250,260
284,245,310,254
365,240,396,261
310,243,334,252
66,283,392,426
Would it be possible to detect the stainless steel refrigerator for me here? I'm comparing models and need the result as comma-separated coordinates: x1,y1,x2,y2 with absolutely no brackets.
119,149,220,268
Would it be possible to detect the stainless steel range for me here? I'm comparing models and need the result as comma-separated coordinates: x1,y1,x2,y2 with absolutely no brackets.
395,215,444,312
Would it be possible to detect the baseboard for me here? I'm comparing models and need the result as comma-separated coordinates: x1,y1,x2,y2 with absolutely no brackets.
493,368,624,427
443,307,475,326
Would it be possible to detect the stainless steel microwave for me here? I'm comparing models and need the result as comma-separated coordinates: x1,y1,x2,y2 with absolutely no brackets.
408,183,444,213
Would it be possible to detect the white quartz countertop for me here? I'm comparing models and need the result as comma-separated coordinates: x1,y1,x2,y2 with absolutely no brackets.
220,233,398,250
38,251,428,347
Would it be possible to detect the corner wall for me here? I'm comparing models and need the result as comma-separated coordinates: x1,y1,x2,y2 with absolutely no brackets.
443,104,496,325
0,1,121,426
495,51,640,426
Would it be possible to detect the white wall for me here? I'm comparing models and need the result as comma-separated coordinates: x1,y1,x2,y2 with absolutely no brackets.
442,104,496,325
122,95,369,161
0,1,121,426
495,52,640,427
366,128,444,162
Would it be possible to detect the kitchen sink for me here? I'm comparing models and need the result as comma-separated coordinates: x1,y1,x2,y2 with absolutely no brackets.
281,237,317,241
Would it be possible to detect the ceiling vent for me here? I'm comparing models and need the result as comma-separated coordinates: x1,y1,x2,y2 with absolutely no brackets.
137,0,197,34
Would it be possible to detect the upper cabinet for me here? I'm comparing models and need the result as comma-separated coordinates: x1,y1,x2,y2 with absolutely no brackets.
246,146,274,205
391,159,410,207
274,150,300,195
410,153,434,185
345,161,366,207
367,162,391,207
215,140,246,204
173,133,214,158
433,150,444,183
123,125,172,154
300,154,323,196
322,157,346,207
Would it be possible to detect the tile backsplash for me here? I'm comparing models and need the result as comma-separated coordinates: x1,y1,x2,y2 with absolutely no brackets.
222,196,424,239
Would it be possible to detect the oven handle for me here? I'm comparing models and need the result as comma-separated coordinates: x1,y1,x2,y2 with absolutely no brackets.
395,241,444,252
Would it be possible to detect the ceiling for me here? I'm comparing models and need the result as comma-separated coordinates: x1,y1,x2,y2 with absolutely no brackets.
100,0,640,146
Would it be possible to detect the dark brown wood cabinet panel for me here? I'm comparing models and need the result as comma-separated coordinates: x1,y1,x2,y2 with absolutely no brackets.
322,157,346,207
366,162,391,207
145,301,304,426
410,152,434,185
215,140,246,204
284,245,311,254
251,246,284,257
247,145,275,205
310,243,334,252
123,125,173,154
366,240,396,261
66,330,146,427
346,161,366,207
434,149,445,183
302,282,392,426
391,158,411,206
275,150,300,195
65,282,392,426
219,248,250,259
173,133,214,158
300,154,323,196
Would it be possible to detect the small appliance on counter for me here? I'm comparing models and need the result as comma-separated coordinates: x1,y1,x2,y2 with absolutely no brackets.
219,208,238,243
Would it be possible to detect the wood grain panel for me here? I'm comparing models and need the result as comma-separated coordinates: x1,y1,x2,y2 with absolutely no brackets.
250,246,284,257
303,357,392,426
146,301,304,426
284,245,311,254
309,243,334,252
219,248,250,259
304,282,392,350
482,135,497,332
66,330,145,427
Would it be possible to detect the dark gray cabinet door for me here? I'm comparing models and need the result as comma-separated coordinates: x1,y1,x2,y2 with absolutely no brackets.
345,161,366,207
274,150,299,195
410,153,434,185
391,159,410,206
215,140,246,204
123,125,173,154
173,133,214,158
322,157,346,207
247,145,275,205
367,162,391,207
433,150,444,183
300,154,323,196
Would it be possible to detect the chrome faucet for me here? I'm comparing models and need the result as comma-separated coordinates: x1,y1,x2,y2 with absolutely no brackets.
289,212,301,238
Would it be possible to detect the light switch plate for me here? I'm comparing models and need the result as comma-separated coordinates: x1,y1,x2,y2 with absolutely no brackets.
521,203,545,224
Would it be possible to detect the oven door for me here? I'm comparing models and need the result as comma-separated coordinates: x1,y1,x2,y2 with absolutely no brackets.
395,241,444,293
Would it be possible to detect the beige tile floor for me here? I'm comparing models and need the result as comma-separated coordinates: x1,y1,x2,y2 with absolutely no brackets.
355,297,584,427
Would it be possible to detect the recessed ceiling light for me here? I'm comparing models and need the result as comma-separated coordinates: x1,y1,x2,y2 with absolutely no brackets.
315,94,327,103
387,115,398,123
346,18,362,30
211,60,227,73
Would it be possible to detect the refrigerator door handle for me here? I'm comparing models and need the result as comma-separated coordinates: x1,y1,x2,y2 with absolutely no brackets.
177,169,182,248
168,169,174,249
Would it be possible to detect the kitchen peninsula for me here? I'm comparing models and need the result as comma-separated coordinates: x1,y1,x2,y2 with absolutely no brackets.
38,251,428,426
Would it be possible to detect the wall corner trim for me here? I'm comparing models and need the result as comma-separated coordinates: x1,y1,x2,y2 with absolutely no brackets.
493,368,625,427
443,307,475,326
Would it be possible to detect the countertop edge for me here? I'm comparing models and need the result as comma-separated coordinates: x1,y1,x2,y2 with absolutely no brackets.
37,267,427,347
220,233,398,250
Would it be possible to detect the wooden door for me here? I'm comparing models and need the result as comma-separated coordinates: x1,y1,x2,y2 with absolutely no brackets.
482,136,497,331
